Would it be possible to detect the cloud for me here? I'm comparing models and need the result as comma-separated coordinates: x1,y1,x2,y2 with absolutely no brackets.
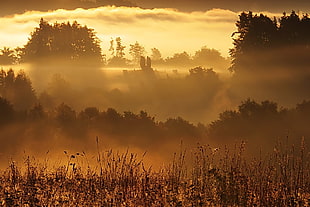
0,0,136,17
1,0,308,18
0,6,281,57
135,0,310,12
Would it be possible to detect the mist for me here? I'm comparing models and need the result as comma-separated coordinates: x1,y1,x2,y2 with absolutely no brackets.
0,10,309,172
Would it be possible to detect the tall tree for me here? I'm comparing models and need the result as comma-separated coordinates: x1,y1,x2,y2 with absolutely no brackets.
107,37,128,67
230,11,310,73
109,38,115,57
23,18,102,64
230,12,277,72
115,37,126,58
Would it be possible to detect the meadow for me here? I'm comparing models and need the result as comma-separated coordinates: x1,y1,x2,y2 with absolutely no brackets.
1,139,309,206
0,10,310,206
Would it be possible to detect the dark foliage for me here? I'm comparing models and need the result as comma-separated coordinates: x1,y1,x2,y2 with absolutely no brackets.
0,97,14,125
0,69,36,110
0,47,17,65
23,19,102,65
230,11,310,73
208,99,310,147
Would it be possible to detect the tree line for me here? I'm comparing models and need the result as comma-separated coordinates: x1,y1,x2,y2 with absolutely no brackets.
208,99,310,147
0,18,228,71
1,82,310,148
230,11,310,73
1,11,309,72
0,96,203,144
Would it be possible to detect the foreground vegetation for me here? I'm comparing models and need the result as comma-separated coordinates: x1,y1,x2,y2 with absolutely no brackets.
1,140,309,206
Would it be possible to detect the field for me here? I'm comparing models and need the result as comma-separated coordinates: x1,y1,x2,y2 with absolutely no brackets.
1,140,309,206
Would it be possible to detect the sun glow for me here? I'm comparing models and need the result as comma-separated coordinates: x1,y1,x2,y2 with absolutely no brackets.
0,6,239,57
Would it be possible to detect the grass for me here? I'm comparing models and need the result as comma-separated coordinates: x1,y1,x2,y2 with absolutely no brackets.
0,139,309,206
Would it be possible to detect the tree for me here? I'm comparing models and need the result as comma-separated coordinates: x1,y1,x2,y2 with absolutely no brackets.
164,117,198,138
55,103,76,125
0,47,17,65
279,11,302,45
79,107,100,121
109,38,115,57
23,18,102,64
229,12,277,72
165,52,192,67
0,69,36,110
188,66,217,79
13,71,37,110
29,103,46,120
129,41,145,65
151,48,162,61
208,99,282,141
230,11,310,73
0,97,14,125
107,56,128,67
115,37,126,58
193,47,229,70
107,37,128,67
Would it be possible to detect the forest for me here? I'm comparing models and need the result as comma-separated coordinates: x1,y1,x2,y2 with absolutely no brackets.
0,11,309,205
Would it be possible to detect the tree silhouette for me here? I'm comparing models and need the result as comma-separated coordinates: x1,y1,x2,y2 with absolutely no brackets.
109,38,115,57
165,52,191,67
23,18,102,64
0,69,36,110
279,11,302,45
164,117,198,138
189,66,217,78
129,41,145,65
0,97,14,125
230,11,310,73
230,12,277,72
107,37,128,67
151,48,163,64
79,107,100,121
115,37,126,58
193,47,229,70
55,103,76,125
29,103,46,120
208,99,283,141
13,71,37,110
0,47,17,65
187,67,220,89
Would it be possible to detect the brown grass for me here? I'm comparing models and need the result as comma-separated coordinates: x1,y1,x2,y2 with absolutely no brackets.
0,139,309,206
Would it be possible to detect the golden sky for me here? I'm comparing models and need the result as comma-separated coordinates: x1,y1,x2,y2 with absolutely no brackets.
0,6,283,58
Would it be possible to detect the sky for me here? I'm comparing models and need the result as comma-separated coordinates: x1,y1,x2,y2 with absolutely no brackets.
1,0,308,15
0,7,240,58
0,0,306,58
135,0,310,12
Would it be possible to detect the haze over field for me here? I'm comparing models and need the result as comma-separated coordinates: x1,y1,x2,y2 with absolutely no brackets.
0,0,309,170
0,1,309,204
